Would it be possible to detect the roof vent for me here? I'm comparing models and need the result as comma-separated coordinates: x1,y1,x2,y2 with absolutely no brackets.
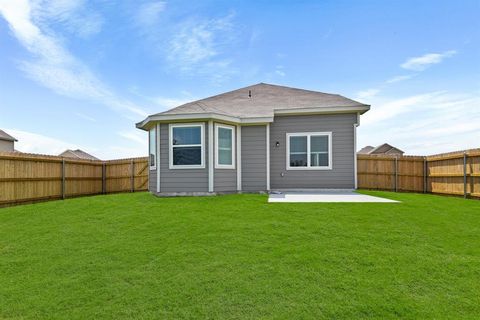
248,90,251,98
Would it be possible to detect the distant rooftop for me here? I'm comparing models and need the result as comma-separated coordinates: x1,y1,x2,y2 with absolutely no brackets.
358,143,404,156
0,129,17,142
59,149,100,161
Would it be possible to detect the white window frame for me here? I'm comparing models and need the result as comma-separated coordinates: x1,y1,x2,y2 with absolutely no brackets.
286,132,332,170
149,127,156,170
169,123,205,169
215,123,235,169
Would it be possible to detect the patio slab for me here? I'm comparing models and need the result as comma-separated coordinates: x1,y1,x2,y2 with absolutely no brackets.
268,190,399,203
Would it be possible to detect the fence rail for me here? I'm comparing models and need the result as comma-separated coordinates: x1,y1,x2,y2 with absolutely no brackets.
357,148,480,198
0,153,149,206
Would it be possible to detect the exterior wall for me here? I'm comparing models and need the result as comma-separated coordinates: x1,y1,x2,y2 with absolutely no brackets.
241,125,267,191
270,114,357,189
159,122,209,193
0,140,14,152
148,169,157,192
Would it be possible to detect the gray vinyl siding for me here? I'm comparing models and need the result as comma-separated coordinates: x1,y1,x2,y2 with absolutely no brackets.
148,169,157,192
0,140,14,152
241,125,267,191
159,122,209,193
270,114,356,189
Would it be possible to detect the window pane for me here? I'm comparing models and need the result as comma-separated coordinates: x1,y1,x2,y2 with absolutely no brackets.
219,149,232,165
173,146,202,165
218,127,232,149
290,136,307,153
289,136,307,167
290,154,307,167
149,128,155,166
218,127,232,165
311,135,328,153
173,126,201,145
311,153,329,167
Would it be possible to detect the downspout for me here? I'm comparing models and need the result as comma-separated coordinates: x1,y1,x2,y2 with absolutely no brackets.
353,113,359,189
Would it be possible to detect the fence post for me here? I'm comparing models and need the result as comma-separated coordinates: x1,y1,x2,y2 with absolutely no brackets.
423,157,427,193
131,159,135,192
62,158,66,199
463,152,467,198
102,162,106,194
394,157,398,192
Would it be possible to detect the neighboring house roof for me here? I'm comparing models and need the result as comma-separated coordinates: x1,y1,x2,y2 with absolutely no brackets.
0,129,17,142
59,149,100,161
358,143,404,155
357,146,374,154
137,83,370,130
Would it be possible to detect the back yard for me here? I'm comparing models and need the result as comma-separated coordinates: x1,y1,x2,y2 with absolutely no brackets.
1,192,479,319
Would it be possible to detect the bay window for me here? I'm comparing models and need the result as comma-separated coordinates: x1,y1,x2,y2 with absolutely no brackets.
169,123,205,169
215,124,235,169
286,132,332,170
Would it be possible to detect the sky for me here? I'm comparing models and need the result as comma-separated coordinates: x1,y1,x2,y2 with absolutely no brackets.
0,0,479,159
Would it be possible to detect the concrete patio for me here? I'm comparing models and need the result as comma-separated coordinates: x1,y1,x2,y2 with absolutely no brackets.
268,190,399,203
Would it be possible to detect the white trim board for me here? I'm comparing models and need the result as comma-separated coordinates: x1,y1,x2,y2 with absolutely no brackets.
214,123,236,169
208,120,214,192
236,125,242,191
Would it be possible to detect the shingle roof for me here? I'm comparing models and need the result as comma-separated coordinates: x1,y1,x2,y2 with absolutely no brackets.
0,129,17,142
59,149,100,161
357,146,374,154
359,143,404,155
157,83,368,118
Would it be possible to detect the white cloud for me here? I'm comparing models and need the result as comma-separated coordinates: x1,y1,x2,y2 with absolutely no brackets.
6,128,88,155
356,88,380,100
117,130,147,146
167,12,236,81
401,50,457,71
0,0,147,118
362,92,443,125
386,74,414,83
33,0,103,38
75,112,96,122
358,91,480,155
275,65,286,77
134,1,166,27
154,97,193,109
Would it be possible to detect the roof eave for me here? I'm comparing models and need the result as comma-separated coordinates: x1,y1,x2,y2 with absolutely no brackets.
136,113,274,130
136,105,371,130
273,105,370,116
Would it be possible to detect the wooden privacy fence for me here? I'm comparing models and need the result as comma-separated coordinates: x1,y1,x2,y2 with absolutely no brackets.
357,148,480,198
0,153,149,206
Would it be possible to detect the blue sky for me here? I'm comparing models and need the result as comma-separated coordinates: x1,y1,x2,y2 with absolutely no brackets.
0,0,479,159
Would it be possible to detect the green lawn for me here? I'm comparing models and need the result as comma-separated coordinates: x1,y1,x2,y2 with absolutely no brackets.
1,191,479,319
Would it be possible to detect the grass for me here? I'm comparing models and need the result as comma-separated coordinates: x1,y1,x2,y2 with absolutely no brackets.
0,191,479,319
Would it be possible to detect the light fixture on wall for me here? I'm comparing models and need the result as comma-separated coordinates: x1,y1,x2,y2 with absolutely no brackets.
275,141,280,147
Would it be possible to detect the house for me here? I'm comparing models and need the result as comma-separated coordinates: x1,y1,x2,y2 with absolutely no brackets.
59,149,100,160
0,129,17,152
136,83,370,195
358,143,404,156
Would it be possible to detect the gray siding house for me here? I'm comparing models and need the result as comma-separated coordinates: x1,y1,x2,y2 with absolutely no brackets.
0,129,17,152
136,83,370,195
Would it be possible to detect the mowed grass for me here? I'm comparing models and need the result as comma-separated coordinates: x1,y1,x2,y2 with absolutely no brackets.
1,191,479,319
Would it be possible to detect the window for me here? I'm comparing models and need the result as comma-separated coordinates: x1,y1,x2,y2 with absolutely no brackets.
169,123,204,169
149,127,156,169
286,132,332,170
215,124,235,169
